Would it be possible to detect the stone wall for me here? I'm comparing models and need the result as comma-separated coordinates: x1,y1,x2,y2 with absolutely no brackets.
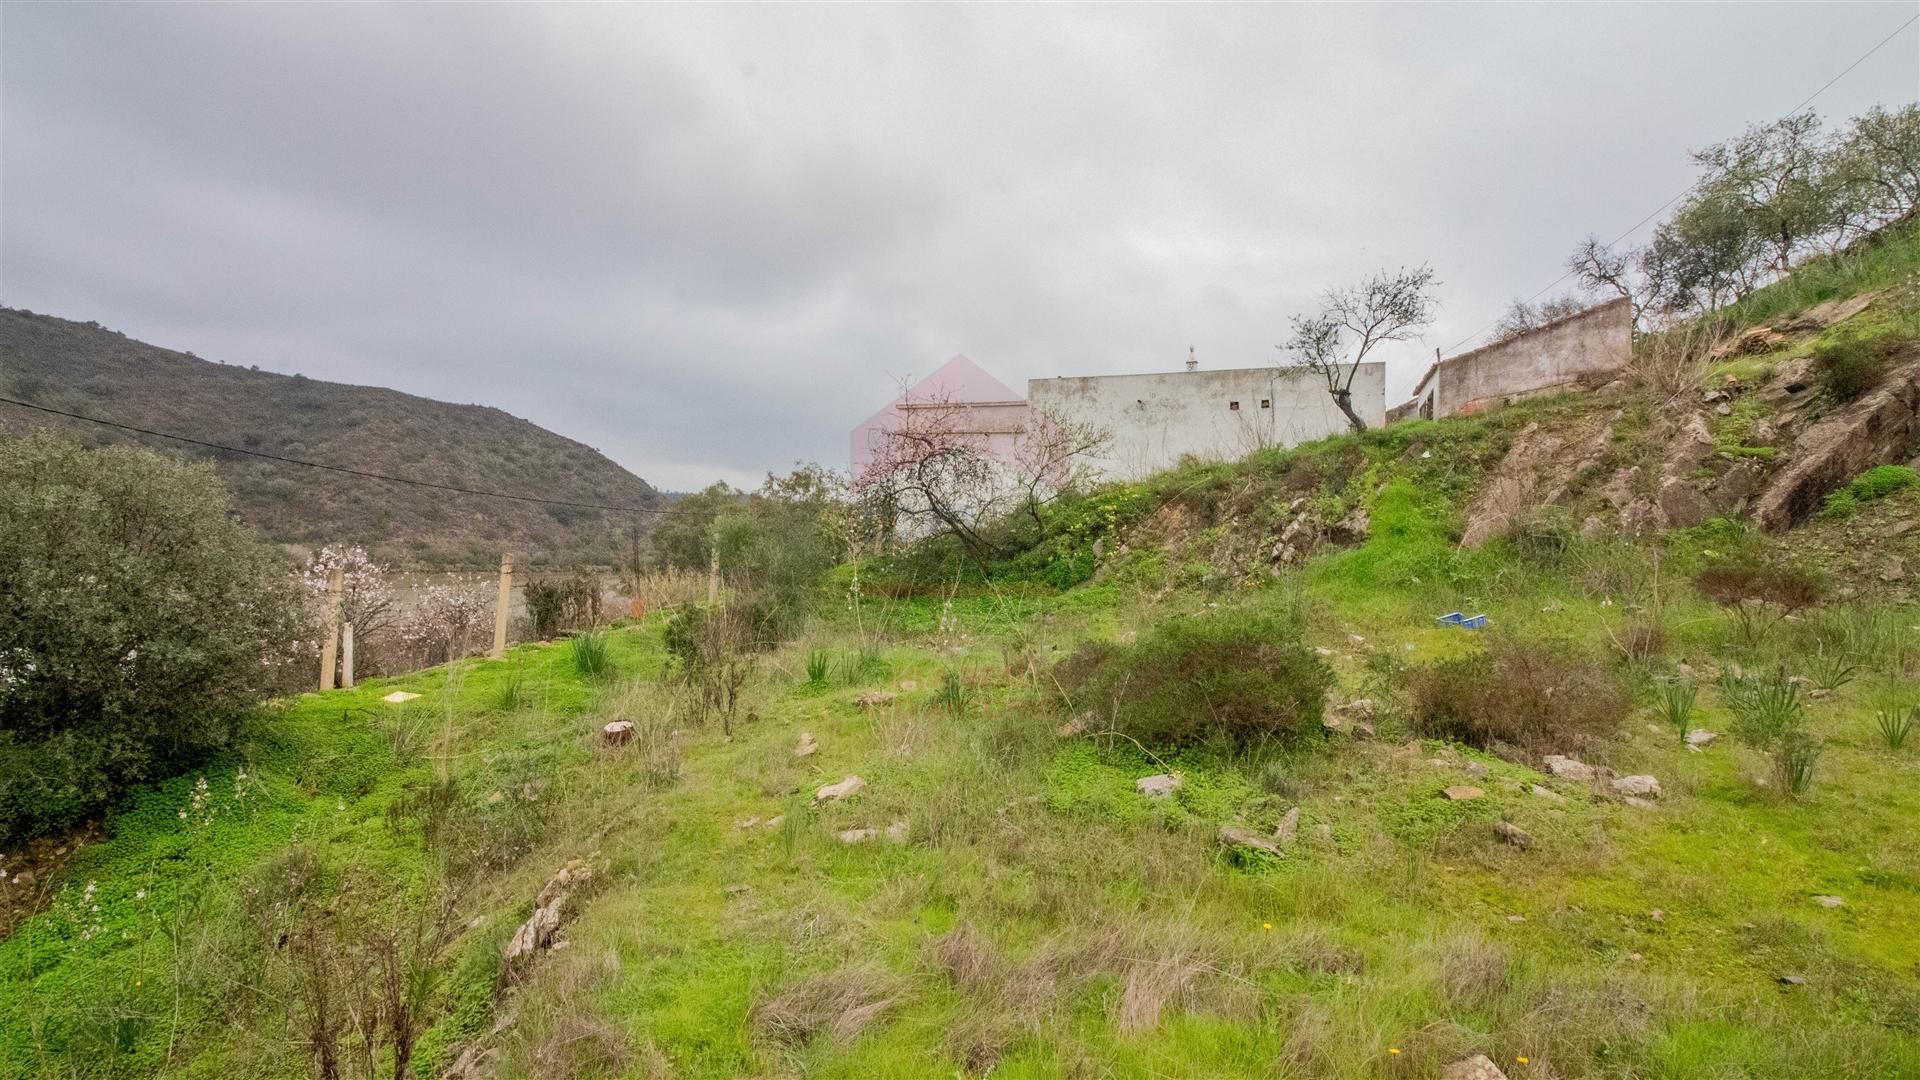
1028,363,1385,480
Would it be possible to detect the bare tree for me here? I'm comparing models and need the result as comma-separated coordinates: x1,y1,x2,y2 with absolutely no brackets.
1566,235,1650,329
1489,293,1594,345
1008,407,1110,530
1281,265,1438,432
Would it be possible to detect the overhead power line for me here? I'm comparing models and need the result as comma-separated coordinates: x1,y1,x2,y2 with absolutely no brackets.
0,394,672,515
1441,11,1920,357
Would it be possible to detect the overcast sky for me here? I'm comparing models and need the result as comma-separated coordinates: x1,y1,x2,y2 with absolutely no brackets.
4,4,1916,490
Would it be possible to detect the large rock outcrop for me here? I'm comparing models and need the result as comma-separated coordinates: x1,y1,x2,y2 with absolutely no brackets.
1752,354,1920,530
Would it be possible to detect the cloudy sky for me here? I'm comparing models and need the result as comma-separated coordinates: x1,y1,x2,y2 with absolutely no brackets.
4,4,1915,490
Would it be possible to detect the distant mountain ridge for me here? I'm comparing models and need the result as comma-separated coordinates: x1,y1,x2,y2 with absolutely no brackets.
0,307,660,566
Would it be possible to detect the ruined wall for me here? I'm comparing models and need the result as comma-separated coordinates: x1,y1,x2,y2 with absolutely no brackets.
1432,297,1631,417
1028,363,1385,480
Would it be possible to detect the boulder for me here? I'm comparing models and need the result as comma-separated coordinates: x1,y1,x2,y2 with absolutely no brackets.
505,860,592,964
1530,784,1566,802
1441,1054,1508,1080
815,775,866,803
601,720,635,747
1543,755,1596,781
1218,825,1284,858
1275,805,1300,844
1494,820,1532,850
794,731,818,758
1136,773,1182,799
854,691,897,708
1443,785,1485,801
1611,774,1662,798
837,827,878,844
1658,480,1711,529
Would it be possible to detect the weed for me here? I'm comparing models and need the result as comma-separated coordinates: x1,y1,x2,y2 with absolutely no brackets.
1655,679,1698,744
1695,556,1824,648
936,669,975,719
1810,336,1891,403
1874,704,1916,750
1804,645,1860,692
839,645,889,686
1772,731,1821,798
569,631,614,681
493,675,525,712
1730,671,1803,749
804,649,831,688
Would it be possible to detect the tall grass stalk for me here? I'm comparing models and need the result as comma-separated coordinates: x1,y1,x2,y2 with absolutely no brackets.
1730,671,1802,749
804,650,832,688
570,631,614,681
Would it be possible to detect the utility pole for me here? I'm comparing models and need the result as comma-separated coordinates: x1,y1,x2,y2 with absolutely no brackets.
319,567,343,691
491,552,513,659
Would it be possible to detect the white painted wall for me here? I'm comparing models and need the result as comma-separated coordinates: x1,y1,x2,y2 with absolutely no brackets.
1028,363,1385,481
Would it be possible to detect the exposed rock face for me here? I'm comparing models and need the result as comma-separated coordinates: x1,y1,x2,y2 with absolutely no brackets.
1460,416,1616,547
505,859,592,964
1658,480,1711,528
1753,355,1920,530
815,775,866,802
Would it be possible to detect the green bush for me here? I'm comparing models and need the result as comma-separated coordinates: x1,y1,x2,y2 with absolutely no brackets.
1051,608,1332,749
1809,337,1892,403
0,433,305,843
1820,464,1916,518
1408,636,1632,753
523,571,603,639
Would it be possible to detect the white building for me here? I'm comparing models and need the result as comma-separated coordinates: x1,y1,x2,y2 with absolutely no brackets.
1027,362,1385,481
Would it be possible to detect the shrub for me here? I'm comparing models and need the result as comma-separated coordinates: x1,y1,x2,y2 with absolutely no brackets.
1729,670,1802,749
1820,464,1917,519
1408,636,1632,753
1051,608,1332,749
1809,337,1890,403
0,433,305,842
1694,555,1824,647
524,572,604,639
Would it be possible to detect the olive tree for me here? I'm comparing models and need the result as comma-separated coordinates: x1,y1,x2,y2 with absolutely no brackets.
0,432,305,841
1281,265,1438,432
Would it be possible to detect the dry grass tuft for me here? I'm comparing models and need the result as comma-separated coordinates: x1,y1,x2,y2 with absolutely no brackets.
1114,945,1213,1035
1434,932,1511,1010
750,963,899,1048
925,923,1002,990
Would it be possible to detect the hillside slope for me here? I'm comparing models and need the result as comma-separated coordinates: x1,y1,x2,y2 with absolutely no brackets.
0,308,660,566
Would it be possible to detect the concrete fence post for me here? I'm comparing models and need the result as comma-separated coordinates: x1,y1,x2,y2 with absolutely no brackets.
708,546,719,606
319,567,343,691
491,552,513,659
340,623,355,689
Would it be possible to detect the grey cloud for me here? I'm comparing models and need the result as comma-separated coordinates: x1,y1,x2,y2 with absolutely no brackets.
4,4,1914,491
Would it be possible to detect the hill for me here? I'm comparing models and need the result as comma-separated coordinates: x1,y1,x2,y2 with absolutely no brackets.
0,308,661,567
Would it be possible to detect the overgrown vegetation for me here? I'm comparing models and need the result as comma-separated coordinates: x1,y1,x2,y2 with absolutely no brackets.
1408,636,1632,753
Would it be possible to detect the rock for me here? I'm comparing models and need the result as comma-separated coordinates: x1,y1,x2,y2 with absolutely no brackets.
1275,806,1300,844
1494,820,1531,850
885,818,910,843
837,827,878,844
1136,773,1182,799
381,690,421,703
1507,914,1526,923
1322,716,1345,733
1813,894,1845,908
1440,1054,1508,1080
1443,785,1485,801
1622,796,1657,810
505,861,592,964
1686,729,1718,747
1778,973,1806,986
1793,290,1879,331
1530,784,1566,801
1619,496,1668,538
1345,697,1376,720
1650,908,1665,922
1314,646,1335,657
1662,413,1718,480
1461,422,1564,547
1464,761,1489,779
794,731,818,758
854,691,897,708
601,720,635,746
1713,460,1768,513
1057,716,1087,737
1712,325,1787,359
1218,825,1284,858
1600,465,1641,508
815,775,866,803
1658,480,1711,529
1753,357,1920,529
1612,775,1662,798
1346,633,1367,646
1544,755,1596,781
1882,559,1907,583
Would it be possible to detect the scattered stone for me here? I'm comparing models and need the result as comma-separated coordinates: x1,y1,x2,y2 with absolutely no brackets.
1611,775,1662,799
1629,952,1644,962
1623,796,1657,810
1686,729,1718,748
1544,755,1595,781
1057,716,1087,737
1136,773,1182,799
815,775,866,803
1778,974,1807,986
1314,646,1335,657
897,680,919,692
381,690,421,703
733,816,761,829
601,720,635,747
1345,697,1376,719
1464,761,1489,779
1530,784,1566,802
1322,716,1345,732
1218,825,1284,858
1275,806,1300,844
763,815,783,829
1494,820,1531,850
854,691,897,708
1347,633,1367,645
1443,785,1485,801
794,731,818,758
1650,909,1666,922
1440,1054,1508,1080
837,827,878,844
1813,895,1846,908
1506,914,1527,923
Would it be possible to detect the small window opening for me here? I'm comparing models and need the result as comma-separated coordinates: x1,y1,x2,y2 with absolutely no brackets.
1228,400,1240,411
1260,399,1271,409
